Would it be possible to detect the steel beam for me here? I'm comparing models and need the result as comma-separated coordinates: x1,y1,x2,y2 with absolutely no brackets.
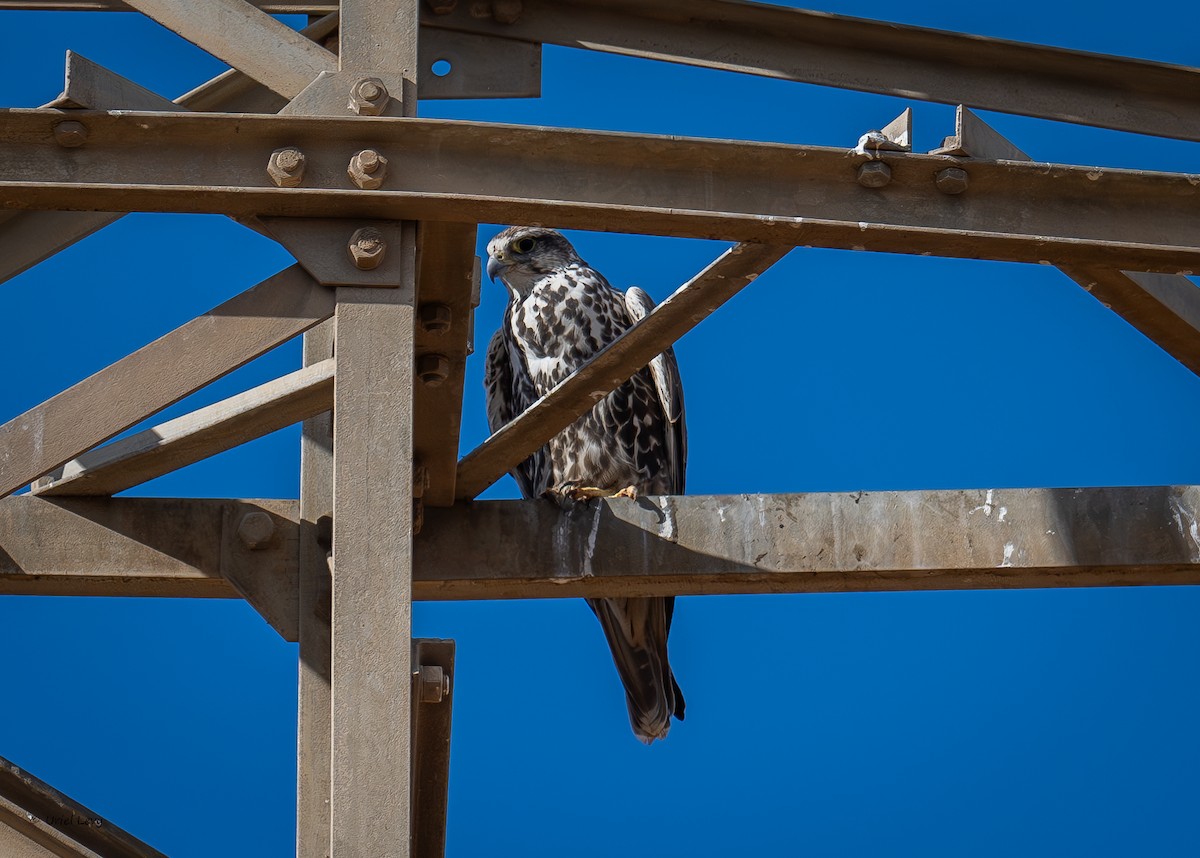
929,106,1200,378
456,242,790,500
32,358,334,497
13,0,1200,140
0,496,299,638
5,489,1200,601
3,110,1200,273
123,0,336,99
415,222,479,507
0,265,333,497
0,754,167,858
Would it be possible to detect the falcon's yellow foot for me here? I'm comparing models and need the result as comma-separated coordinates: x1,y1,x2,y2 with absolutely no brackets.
568,484,638,501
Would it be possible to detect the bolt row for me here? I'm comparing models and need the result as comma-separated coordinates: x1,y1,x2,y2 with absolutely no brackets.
857,161,970,195
268,146,390,191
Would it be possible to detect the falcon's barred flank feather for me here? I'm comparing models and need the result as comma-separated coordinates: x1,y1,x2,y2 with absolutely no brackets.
483,226,687,743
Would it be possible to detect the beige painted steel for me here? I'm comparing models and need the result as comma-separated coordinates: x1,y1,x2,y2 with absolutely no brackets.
12,0,1200,140
5,489,1200,601
414,222,479,507
424,0,1200,143
0,265,332,497
3,110,1200,273
33,359,334,497
456,242,790,499
298,323,334,858
332,275,419,857
416,488,1200,599
123,0,336,98
929,106,1200,378
0,0,335,9
410,640,454,858
0,755,166,858
53,50,176,111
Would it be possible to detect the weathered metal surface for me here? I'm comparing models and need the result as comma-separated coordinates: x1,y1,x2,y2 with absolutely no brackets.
456,242,790,500
0,497,298,635
417,488,1200,599
417,28,541,100
123,0,336,98
1060,266,1200,376
32,359,334,497
0,0,336,9
926,106,1200,378
0,265,333,498
422,0,1200,143
0,754,167,858
297,323,334,858
415,222,478,507
411,639,454,858
52,50,176,111
260,217,413,285
5,489,1200,603
2,110,1200,273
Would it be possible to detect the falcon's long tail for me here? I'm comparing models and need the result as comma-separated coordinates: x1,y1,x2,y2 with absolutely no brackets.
587,595,685,744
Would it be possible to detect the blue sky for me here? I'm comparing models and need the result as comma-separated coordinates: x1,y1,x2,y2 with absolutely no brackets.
2,3,1200,856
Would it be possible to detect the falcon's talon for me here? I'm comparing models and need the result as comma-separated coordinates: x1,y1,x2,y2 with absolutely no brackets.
613,485,638,499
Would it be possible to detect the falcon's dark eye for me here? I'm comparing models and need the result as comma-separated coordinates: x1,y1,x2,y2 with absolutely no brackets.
513,237,536,254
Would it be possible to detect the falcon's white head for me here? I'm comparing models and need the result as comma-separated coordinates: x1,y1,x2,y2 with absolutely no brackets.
486,226,584,296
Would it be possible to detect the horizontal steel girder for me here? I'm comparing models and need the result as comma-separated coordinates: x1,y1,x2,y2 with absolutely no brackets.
1,109,1199,272
4,488,1200,604
8,0,1200,143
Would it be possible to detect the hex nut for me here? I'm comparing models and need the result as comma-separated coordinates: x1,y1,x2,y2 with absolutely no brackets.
426,0,458,12
492,0,522,23
348,149,388,190
237,511,275,550
53,120,88,148
419,302,453,333
417,665,450,703
349,77,389,116
348,227,387,270
417,353,451,386
267,147,306,188
857,161,892,189
935,166,969,195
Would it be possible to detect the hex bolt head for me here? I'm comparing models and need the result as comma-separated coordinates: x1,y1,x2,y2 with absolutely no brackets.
417,353,451,386
348,149,388,190
348,227,387,270
417,665,450,703
935,166,969,195
856,161,892,189
419,302,453,333
426,0,457,12
492,0,522,23
53,120,88,148
267,147,306,188
349,77,389,116
237,511,275,550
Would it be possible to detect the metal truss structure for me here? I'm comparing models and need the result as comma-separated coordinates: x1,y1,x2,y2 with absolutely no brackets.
1,1,1199,856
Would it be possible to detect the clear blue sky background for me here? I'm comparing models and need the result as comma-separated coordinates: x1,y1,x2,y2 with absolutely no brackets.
2,3,1200,856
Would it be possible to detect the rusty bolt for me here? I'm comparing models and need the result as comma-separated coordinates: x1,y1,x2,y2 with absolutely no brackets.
348,227,387,270
349,77,389,116
53,120,88,148
417,353,451,386
348,149,388,190
426,0,457,12
856,161,891,189
417,665,450,703
419,302,453,333
492,0,522,23
267,147,306,188
237,511,275,550
935,166,969,195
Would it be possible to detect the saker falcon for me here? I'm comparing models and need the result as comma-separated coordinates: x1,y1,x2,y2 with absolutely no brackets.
484,226,687,744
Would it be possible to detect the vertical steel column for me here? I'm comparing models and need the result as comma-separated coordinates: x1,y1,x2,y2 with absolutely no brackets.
331,4,420,857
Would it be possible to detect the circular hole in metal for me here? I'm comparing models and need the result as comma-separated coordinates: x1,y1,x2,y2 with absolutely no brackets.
431,59,452,77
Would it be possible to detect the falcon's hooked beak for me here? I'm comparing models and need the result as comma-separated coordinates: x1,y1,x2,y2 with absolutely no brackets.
486,254,506,282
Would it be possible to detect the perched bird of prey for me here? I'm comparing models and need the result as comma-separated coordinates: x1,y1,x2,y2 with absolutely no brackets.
484,226,687,743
